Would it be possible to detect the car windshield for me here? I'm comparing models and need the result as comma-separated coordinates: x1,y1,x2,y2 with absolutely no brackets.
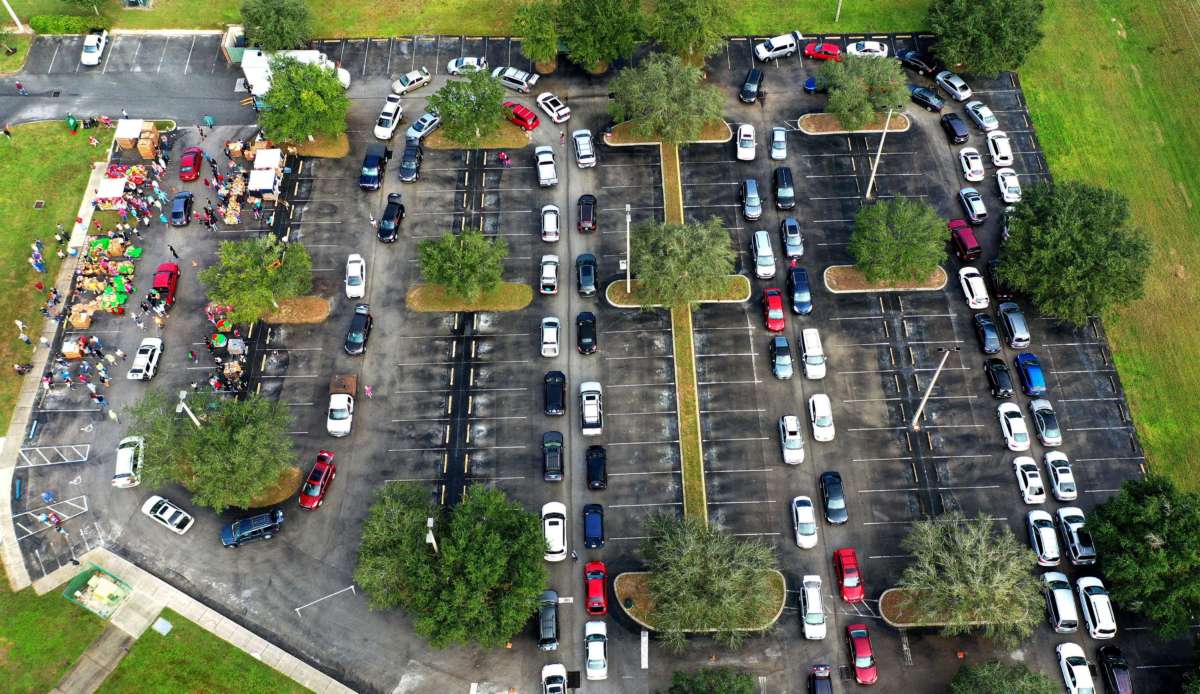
362,165,378,176
303,482,322,496
828,496,845,510
347,331,364,343
843,571,859,586
797,521,816,534
815,414,833,426
329,407,349,420
84,44,99,53
804,610,823,625
855,654,874,668
347,275,362,286
1060,480,1076,493
784,436,801,450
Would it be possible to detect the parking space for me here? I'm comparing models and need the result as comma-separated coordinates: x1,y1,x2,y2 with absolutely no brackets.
25,34,238,77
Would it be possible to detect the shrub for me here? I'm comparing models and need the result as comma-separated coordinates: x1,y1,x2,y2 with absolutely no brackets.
30,15,108,34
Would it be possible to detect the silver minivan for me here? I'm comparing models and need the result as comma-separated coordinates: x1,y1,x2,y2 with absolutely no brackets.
752,230,776,279
801,328,827,380
1042,571,1079,633
998,302,1031,349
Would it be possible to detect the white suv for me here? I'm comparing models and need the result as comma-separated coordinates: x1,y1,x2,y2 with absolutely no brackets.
580,382,603,436
540,255,560,295
572,129,596,168
1076,576,1117,639
127,337,163,381
542,502,567,562
800,575,826,639
540,317,560,357
535,146,558,187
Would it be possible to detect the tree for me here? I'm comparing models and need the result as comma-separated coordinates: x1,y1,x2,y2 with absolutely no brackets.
126,391,295,513
666,667,755,694
241,0,312,52
418,230,507,300
426,69,508,148
642,514,779,651
999,180,1150,325
631,218,735,307
199,236,312,324
1185,670,1200,694
609,53,725,144
258,56,351,142
849,198,945,284
819,55,908,131
647,0,731,60
1089,475,1200,636
899,512,1042,647
927,0,1045,75
355,483,547,648
513,0,560,68
948,661,1058,694
559,0,641,70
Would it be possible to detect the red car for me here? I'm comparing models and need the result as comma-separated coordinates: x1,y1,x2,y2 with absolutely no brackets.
846,624,878,685
298,450,336,509
585,561,608,616
804,43,843,62
762,288,785,332
179,146,205,182
151,262,180,306
948,219,982,261
504,101,541,131
834,547,865,603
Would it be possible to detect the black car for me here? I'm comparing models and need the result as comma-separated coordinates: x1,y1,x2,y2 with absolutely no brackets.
576,311,597,354
542,431,563,482
544,371,566,416
787,266,813,315
577,194,597,233
940,113,970,145
398,137,422,182
974,313,1001,354
986,259,1015,301
984,357,1014,399
170,192,193,226
576,253,597,297
583,504,604,548
807,664,834,694
344,303,373,355
772,166,796,210
908,85,944,112
219,508,284,548
359,143,390,190
378,192,405,242
1098,645,1133,694
897,49,940,76
586,445,607,490
739,67,764,103
819,471,848,524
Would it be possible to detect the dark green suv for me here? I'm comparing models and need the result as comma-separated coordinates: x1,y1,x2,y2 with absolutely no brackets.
220,508,284,548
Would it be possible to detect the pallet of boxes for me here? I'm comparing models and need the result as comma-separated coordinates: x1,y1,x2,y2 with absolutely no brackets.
114,119,159,160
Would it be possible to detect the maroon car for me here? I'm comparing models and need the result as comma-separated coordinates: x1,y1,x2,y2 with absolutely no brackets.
179,146,204,182
298,450,336,510
152,262,180,306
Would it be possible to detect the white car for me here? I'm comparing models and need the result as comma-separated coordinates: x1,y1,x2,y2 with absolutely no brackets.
997,402,1030,452
542,502,567,562
935,70,973,101
958,267,989,309
535,146,558,187
327,391,354,437
996,168,1022,203
584,620,608,680
141,495,194,535
391,67,432,94
1043,452,1078,501
540,204,560,242
112,436,144,488
344,253,366,299
959,147,985,182
1029,399,1063,447
1012,456,1046,504
736,124,756,161
405,111,441,141
374,93,403,139
536,92,572,123
800,575,826,639
791,496,818,548
580,382,603,436
540,317,560,358
987,130,1014,166
964,100,999,131
572,129,596,168
779,415,805,464
1057,643,1097,694
540,255,560,295
846,40,889,57
80,29,108,67
770,127,787,160
808,393,835,442
1057,507,1097,566
127,337,163,381
1027,510,1061,566
541,664,567,694
446,56,488,75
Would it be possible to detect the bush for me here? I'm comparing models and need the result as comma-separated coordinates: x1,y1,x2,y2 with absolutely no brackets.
30,16,108,34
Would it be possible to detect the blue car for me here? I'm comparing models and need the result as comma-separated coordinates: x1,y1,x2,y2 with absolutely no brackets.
1014,353,1047,396
169,192,193,227
787,266,812,315
583,504,604,548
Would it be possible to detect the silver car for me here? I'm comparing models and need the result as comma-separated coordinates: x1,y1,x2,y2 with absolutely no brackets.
572,129,596,168
405,111,441,141
540,204,560,242
1029,399,1063,447
770,127,787,160
780,217,804,258
779,415,805,464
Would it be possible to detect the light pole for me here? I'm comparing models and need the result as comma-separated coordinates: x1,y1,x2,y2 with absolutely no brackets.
425,517,439,554
624,203,632,294
835,0,844,23
176,390,202,429
911,347,960,432
864,108,894,200
1,0,22,33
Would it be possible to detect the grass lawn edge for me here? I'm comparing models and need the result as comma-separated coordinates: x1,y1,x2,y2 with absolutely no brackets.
670,307,707,522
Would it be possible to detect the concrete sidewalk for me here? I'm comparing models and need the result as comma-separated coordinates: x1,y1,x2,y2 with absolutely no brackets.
52,626,134,694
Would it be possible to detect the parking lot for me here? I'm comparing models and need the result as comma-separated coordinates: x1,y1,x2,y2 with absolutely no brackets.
7,30,1190,694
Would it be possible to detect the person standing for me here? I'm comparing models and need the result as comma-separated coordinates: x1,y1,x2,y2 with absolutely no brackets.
167,244,179,260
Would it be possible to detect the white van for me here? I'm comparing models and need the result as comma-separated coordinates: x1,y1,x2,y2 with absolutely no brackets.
801,328,827,380
752,230,776,279
754,31,803,61
112,436,144,488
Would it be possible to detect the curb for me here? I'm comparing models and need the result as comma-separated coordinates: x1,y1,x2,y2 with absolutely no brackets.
797,112,912,136
823,265,948,294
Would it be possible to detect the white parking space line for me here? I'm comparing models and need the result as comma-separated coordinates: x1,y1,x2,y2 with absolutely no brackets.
1074,456,1145,463
607,440,679,446
698,379,761,385
1083,489,1122,494
610,411,677,417
863,516,1007,526
695,352,756,358
608,502,681,509
705,436,769,442
853,455,914,462
1051,369,1115,374
706,468,772,474
156,38,170,72
729,532,782,537
701,408,765,414
1067,425,1133,432
607,382,675,388
183,36,196,74
604,355,668,361
47,43,59,73
810,218,855,224
602,328,672,334
868,554,911,560
609,470,679,477
294,585,356,616
707,499,775,506
858,485,1000,493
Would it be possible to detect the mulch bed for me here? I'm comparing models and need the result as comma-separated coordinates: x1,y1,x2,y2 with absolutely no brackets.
799,112,911,134
826,265,946,292
265,296,331,324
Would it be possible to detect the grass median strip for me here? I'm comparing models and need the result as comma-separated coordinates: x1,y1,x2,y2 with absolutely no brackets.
671,306,706,522
406,282,532,312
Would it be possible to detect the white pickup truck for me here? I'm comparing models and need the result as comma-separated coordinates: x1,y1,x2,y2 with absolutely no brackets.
534,146,558,187
580,382,603,436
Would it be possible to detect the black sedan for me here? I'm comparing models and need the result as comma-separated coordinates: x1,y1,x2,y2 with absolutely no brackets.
344,303,373,355
974,313,1001,354
897,49,941,76
378,193,405,242
542,431,563,482
586,445,607,489
576,311,597,354
819,471,848,525
576,253,597,297
398,138,423,182
739,68,763,103
984,357,1014,399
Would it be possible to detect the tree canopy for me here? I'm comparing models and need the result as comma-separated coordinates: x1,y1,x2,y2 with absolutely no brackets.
819,54,908,131
354,482,547,648
948,661,1058,694
418,230,508,300
631,218,736,307
513,0,560,66
609,53,725,144
127,390,295,513
900,512,1042,647
198,236,312,324
426,69,507,149
559,0,642,70
646,0,731,59
666,667,755,694
999,180,1150,325
258,56,351,142
1089,475,1200,636
849,198,946,283
927,0,1046,75
241,0,312,51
